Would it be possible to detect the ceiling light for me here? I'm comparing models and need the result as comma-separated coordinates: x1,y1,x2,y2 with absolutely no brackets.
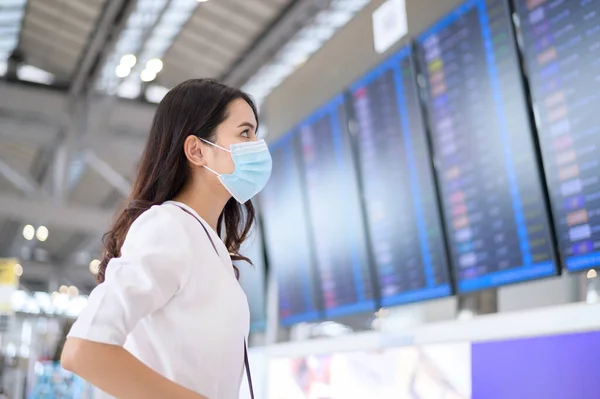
140,69,157,82
146,58,163,73
22,225,35,241
36,226,49,242
13,263,22,277
196,0,209,2
17,64,55,85
89,259,101,275
587,269,597,279
115,64,131,78
120,54,137,68
99,0,198,95
68,286,79,297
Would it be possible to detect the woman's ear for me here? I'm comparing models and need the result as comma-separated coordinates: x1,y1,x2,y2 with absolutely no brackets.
183,135,206,167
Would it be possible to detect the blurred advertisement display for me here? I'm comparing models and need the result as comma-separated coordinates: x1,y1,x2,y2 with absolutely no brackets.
267,343,471,399
267,329,600,398
0,258,19,314
11,291,88,317
29,361,95,399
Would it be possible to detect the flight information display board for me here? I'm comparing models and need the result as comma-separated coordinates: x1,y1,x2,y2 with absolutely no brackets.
416,0,558,292
237,218,267,332
260,133,321,326
514,0,600,272
298,95,376,317
349,46,452,307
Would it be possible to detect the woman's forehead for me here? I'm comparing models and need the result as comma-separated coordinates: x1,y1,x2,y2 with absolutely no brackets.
225,99,257,125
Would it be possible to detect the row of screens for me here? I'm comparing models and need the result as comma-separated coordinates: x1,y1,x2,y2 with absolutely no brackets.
258,0,600,325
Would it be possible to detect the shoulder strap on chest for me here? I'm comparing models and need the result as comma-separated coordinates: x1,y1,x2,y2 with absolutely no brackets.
174,205,219,254
173,204,254,399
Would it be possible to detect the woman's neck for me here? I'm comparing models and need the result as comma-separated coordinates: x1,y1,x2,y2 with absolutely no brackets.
173,182,229,232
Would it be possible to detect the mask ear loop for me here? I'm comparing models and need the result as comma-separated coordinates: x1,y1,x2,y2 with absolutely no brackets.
203,165,221,176
199,138,231,153
198,138,231,176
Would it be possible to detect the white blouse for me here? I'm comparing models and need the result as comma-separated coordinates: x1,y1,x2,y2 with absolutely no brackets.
68,201,250,399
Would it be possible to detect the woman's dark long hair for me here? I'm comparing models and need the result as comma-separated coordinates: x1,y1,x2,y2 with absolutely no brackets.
97,79,257,282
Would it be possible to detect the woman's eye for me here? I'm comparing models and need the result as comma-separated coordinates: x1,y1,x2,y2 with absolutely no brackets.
241,130,250,138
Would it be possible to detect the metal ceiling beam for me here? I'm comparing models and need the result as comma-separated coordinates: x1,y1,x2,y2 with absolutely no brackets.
221,0,328,88
89,98,155,136
0,82,67,204
0,193,114,234
0,158,41,198
0,115,61,146
0,123,146,158
84,151,132,197
0,83,155,138
69,0,135,97
55,0,131,201
51,95,91,204
0,83,151,198
58,0,135,205
0,82,69,126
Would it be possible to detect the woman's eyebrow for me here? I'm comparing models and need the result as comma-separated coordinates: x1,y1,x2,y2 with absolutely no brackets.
237,121,256,130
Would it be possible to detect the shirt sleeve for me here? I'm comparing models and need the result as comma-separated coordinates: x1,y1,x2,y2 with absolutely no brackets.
68,205,192,346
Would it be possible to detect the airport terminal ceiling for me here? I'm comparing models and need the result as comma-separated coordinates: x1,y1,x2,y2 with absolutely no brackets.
0,0,341,295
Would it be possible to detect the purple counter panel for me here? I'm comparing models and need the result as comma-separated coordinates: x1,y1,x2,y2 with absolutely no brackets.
472,330,600,399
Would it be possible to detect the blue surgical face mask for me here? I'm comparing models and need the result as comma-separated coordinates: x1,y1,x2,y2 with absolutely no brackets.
200,138,272,204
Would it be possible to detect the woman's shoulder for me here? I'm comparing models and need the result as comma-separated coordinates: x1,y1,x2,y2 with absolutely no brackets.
126,202,190,244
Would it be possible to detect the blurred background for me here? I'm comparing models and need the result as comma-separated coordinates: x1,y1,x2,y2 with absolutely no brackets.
1,0,599,397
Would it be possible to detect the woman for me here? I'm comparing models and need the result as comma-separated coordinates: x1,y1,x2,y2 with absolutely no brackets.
61,79,272,399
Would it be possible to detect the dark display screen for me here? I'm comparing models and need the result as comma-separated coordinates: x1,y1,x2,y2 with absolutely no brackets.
298,95,376,317
350,46,452,306
260,133,321,326
237,220,267,332
416,0,558,292
514,0,600,271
